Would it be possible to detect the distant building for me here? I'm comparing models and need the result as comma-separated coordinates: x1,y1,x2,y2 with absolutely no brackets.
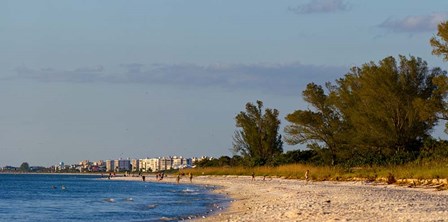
54,162,66,171
139,158,160,172
113,159,131,172
159,157,172,171
1,166,17,171
106,160,114,172
139,158,150,172
93,160,105,167
148,158,160,172
172,156,183,169
90,160,106,172
192,156,212,164
79,160,90,166
131,159,139,172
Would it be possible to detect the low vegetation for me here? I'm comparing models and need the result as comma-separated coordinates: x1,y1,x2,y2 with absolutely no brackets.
186,137,448,187
183,160,448,187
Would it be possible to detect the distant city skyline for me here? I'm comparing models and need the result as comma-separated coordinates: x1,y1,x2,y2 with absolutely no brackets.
1,0,448,166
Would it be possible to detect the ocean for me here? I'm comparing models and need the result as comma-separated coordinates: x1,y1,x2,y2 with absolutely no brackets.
0,174,228,221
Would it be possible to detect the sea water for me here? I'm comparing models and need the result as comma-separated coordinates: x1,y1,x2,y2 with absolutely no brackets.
0,174,228,221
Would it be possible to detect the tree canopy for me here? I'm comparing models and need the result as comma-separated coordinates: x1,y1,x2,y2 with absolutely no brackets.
285,55,447,165
431,21,448,61
19,162,30,171
285,83,348,165
233,100,283,166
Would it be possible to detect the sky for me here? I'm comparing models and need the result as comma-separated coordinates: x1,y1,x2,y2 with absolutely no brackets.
1,0,448,166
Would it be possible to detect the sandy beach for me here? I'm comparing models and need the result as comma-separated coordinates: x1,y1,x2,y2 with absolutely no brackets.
111,175,448,221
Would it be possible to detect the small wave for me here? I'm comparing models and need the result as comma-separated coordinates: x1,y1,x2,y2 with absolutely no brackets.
159,216,178,221
124,197,134,202
104,198,115,203
146,204,157,209
182,188,198,193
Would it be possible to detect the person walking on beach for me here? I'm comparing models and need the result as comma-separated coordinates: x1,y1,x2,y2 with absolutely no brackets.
305,170,310,184
188,173,193,183
142,175,146,182
251,172,255,181
176,174,181,184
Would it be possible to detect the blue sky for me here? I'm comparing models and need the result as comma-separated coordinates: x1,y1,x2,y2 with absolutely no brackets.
1,0,448,166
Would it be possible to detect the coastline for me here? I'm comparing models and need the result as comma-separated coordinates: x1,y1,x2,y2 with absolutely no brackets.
111,174,448,221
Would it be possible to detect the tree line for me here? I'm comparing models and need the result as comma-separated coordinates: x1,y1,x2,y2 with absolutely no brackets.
203,21,448,168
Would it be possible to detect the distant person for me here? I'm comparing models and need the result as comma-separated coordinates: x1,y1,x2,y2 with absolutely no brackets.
142,175,146,182
251,172,255,181
305,170,310,184
156,174,159,180
189,173,193,183
176,175,180,184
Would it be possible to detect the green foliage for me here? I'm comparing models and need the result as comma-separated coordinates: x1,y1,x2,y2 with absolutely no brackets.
285,55,448,166
195,156,243,168
337,56,446,156
233,100,283,166
431,21,448,61
19,162,30,172
418,138,448,162
285,83,348,165
274,149,319,165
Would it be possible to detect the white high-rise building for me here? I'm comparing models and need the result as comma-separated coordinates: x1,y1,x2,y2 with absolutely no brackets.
106,160,114,172
159,157,172,171
148,158,160,172
139,158,151,172
172,156,184,169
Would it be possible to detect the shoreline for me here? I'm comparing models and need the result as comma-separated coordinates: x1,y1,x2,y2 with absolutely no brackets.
111,174,448,221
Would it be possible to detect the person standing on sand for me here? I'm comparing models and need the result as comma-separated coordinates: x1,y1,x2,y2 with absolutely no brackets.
176,174,180,184
142,175,146,182
305,170,310,184
251,172,255,181
188,173,193,183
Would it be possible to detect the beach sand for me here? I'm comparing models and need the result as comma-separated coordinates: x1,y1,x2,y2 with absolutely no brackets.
111,175,448,221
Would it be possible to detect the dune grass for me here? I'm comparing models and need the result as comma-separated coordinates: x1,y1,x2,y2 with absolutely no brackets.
181,161,448,183
182,164,342,180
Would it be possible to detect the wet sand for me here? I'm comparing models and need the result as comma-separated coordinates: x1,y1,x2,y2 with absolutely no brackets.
111,175,448,221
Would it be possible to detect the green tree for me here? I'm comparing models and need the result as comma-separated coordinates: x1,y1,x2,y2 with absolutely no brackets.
430,21,448,61
19,162,30,171
233,100,283,166
286,55,447,165
285,83,348,165
336,56,446,160
430,20,448,132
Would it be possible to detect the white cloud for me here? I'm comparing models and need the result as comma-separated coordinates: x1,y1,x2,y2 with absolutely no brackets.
379,12,448,33
289,0,349,14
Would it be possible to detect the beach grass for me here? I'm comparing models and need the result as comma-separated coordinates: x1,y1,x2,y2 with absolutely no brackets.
181,161,448,184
